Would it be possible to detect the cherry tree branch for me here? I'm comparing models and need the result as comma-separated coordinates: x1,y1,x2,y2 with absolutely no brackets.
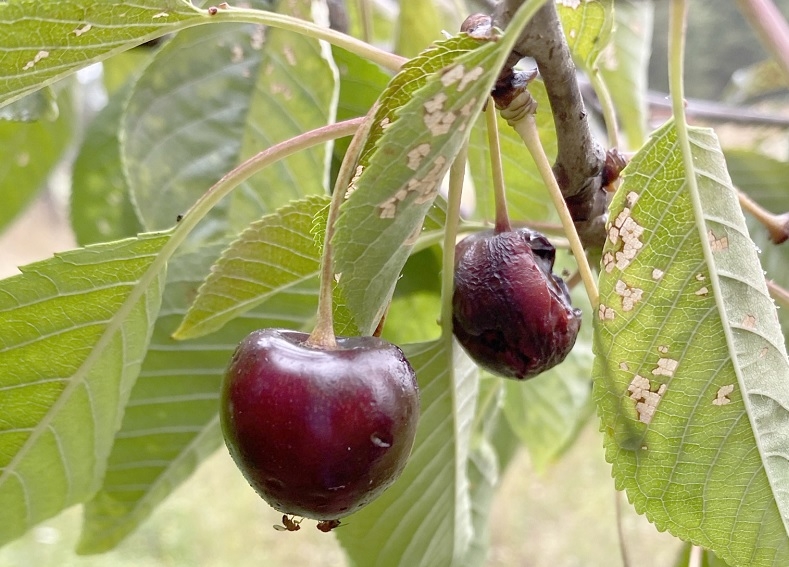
492,0,608,248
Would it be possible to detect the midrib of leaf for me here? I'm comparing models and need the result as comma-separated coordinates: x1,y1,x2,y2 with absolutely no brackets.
0,232,172,493
679,122,789,540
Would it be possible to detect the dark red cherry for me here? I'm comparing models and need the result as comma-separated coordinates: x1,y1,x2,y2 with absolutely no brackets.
221,328,419,520
452,228,582,380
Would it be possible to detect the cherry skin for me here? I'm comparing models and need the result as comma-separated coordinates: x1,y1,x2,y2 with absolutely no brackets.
221,328,419,520
452,228,582,380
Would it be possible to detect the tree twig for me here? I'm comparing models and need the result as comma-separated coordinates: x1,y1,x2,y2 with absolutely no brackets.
736,0,789,87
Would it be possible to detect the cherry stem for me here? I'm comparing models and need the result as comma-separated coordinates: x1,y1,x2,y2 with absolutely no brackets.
737,189,789,244
440,143,470,338
587,68,620,150
768,279,789,309
306,106,379,349
504,98,600,307
485,100,511,233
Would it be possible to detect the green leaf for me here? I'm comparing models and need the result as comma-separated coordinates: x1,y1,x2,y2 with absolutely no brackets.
77,242,323,553
557,0,614,71
0,232,170,547
0,0,203,108
674,543,731,567
594,121,789,566
466,79,556,224
0,83,76,234
503,281,594,472
598,0,653,150
122,19,266,231
337,338,479,566
174,196,330,340
227,0,339,230
71,82,143,245
334,34,503,335
394,0,441,59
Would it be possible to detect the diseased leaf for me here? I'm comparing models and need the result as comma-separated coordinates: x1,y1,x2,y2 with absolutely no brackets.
0,0,203,108
594,121,789,566
77,242,325,553
0,232,170,547
174,196,330,340
227,0,338,230
336,339,479,566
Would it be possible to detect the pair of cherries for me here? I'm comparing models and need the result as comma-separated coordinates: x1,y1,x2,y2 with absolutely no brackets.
220,227,581,528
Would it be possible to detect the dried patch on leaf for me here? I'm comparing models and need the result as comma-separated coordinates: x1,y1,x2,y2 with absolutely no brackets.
712,384,735,406
708,229,729,252
23,50,49,71
615,280,643,312
74,24,92,36
377,156,447,218
440,64,484,92
742,314,756,329
695,286,709,297
608,208,645,270
406,144,431,170
619,362,629,371
658,345,668,354
603,252,616,273
652,268,664,280
652,357,678,377
598,304,615,321
625,191,639,207
627,375,667,424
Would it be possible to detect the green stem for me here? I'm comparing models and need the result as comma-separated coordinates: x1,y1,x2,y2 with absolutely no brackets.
440,143,470,338
588,68,620,150
510,113,600,307
485,100,512,233
614,489,631,567
207,5,404,71
307,108,378,348
357,0,373,44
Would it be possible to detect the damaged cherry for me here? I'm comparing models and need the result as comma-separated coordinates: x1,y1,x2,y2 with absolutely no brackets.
452,228,582,380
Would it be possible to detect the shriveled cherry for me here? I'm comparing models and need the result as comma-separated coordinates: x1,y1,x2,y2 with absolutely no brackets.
221,328,419,521
452,228,582,380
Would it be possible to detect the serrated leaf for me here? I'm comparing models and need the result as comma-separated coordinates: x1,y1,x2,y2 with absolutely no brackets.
557,0,614,71
0,83,76,233
334,35,504,335
594,121,789,566
77,242,324,553
0,0,203,108
174,196,329,339
122,18,267,231
466,79,556,224
337,338,479,567
72,82,143,245
503,282,594,472
227,0,338,230
0,232,170,547
598,0,653,150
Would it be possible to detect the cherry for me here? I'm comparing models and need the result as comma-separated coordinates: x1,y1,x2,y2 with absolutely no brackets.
221,328,419,521
452,228,582,380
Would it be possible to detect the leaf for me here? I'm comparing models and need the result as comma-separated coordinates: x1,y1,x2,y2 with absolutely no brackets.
0,0,203,108
0,232,170,547
395,0,441,59
227,0,338,230
336,339,479,566
598,0,654,150
674,543,731,567
71,82,143,246
77,242,324,553
333,34,504,335
466,79,556,224
174,196,330,340
503,280,594,472
0,83,76,233
724,59,789,104
594,121,789,566
122,18,267,231
557,0,614,71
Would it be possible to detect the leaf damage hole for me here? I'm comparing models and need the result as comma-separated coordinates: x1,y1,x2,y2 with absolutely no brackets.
712,384,734,406
73,24,92,37
615,279,643,311
708,229,729,252
652,357,678,377
23,50,49,71
627,375,667,424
